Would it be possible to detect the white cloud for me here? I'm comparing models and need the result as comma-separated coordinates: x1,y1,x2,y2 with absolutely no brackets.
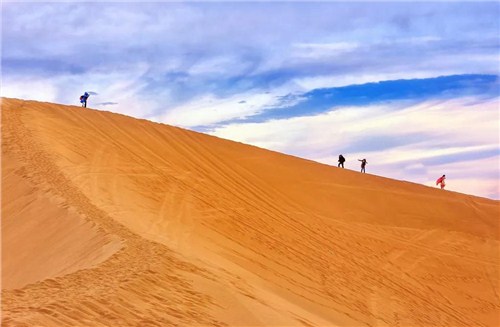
187,55,251,77
1,77,59,102
293,72,435,91
155,92,279,127
154,80,310,127
292,42,360,59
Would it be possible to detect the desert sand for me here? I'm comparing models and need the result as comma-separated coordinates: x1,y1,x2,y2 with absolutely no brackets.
2,98,499,326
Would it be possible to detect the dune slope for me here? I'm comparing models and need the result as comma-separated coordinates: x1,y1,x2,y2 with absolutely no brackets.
2,98,499,327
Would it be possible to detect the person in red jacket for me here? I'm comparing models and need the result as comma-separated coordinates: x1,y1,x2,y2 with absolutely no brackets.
436,175,446,189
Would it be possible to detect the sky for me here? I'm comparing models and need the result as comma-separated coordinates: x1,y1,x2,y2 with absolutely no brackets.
2,1,499,199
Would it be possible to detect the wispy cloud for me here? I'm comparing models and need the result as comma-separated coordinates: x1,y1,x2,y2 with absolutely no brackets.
228,75,498,124
154,90,287,127
98,102,118,106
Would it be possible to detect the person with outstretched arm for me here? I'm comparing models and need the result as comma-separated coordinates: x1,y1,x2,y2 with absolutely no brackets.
358,158,367,173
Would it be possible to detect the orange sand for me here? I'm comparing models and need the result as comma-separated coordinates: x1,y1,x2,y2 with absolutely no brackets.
2,98,499,326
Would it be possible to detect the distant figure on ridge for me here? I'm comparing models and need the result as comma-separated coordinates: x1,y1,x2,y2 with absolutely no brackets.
436,174,446,189
358,158,367,173
338,154,346,168
80,92,90,108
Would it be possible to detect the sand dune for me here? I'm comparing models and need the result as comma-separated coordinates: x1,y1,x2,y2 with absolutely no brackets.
2,97,499,326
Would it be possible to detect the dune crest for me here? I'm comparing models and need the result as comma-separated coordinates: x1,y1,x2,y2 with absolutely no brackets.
2,98,499,326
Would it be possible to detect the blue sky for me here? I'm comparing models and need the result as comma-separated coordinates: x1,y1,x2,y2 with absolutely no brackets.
2,1,499,199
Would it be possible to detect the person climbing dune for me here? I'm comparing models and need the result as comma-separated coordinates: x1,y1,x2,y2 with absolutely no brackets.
436,174,446,189
338,154,346,168
80,92,90,108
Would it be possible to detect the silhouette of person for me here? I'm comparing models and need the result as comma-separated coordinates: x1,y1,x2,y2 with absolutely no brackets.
358,159,367,173
436,175,446,189
338,154,345,168
80,92,90,108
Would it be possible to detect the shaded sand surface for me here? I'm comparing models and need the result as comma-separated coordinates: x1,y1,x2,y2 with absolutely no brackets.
2,98,499,326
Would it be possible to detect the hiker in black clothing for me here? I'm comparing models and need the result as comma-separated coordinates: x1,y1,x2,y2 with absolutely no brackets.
338,154,346,168
358,158,367,173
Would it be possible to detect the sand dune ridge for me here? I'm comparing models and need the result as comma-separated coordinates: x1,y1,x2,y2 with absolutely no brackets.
2,98,499,326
